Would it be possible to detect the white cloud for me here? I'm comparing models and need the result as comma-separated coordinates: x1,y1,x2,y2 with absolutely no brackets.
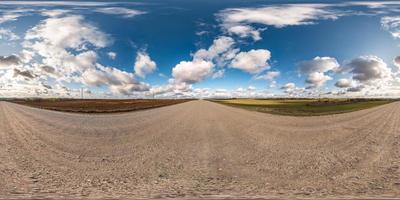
96,7,145,18
193,36,236,65
25,15,109,50
226,25,262,41
298,56,339,88
83,64,149,95
13,14,150,96
134,51,156,78
0,28,19,41
335,78,352,88
305,72,332,88
108,51,117,60
298,56,339,74
168,36,236,87
346,1,400,9
0,13,21,24
40,9,69,17
255,71,280,81
230,49,271,74
172,60,214,84
381,16,400,39
212,69,225,79
218,4,342,40
280,82,306,96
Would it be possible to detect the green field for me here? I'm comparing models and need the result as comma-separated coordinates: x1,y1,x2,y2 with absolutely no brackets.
214,99,394,116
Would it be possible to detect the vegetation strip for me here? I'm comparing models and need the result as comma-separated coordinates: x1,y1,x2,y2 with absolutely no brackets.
212,99,395,116
10,99,192,113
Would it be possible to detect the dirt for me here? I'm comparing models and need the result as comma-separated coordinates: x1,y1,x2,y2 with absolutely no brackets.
11,99,191,113
0,100,399,199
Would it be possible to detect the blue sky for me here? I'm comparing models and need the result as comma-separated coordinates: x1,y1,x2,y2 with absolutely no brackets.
0,0,400,98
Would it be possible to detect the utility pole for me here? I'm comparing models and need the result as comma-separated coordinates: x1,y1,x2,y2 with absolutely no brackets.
81,88,83,99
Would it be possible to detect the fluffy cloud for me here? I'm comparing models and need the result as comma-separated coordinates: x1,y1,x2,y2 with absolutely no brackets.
280,82,305,96
381,16,400,39
83,64,149,94
305,72,332,88
218,4,341,40
172,60,214,84
9,14,150,96
335,78,352,88
298,56,339,74
170,36,236,86
96,7,145,18
25,15,109,50
255,71,280,81
134,51,156,78
230,49,271,74
225,25,262,41
0,28,19,40
344,56,391,83
0,55,20,68
193,36,237,65
0,13,21,24
298,56,339,88
23,15,108,79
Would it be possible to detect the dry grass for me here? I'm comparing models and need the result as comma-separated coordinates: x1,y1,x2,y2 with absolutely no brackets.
214,98,395,116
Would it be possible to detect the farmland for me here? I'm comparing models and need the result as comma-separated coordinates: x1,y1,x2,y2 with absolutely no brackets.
214,98,394,116
10,99,191,113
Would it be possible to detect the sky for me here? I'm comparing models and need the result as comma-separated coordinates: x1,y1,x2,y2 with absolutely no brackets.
1,0,400,98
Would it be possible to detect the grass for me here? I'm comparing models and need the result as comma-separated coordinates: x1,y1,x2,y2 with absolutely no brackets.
213,98,395,116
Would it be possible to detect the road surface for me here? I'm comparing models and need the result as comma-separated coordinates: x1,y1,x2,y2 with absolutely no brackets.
0,100,399,199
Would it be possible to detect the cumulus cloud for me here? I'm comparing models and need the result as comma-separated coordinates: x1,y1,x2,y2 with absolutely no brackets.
280,82,305,96
25,15,109,50
169,36,237,87
230,49,271,74
218,4,342,40
298,56,339,74
344,56,391,83
134,51,156,78
298,56,339,88
23,15,108,79
193,36,237,65
83,64,149,94
305,72,332,88
381,16,400,39
0,55,21,68
96,7,145,18
8,14,151,96
335,78,352,88
172,60,214,84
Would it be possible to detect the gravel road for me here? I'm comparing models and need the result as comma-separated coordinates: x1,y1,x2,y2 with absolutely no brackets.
0,100,399,199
